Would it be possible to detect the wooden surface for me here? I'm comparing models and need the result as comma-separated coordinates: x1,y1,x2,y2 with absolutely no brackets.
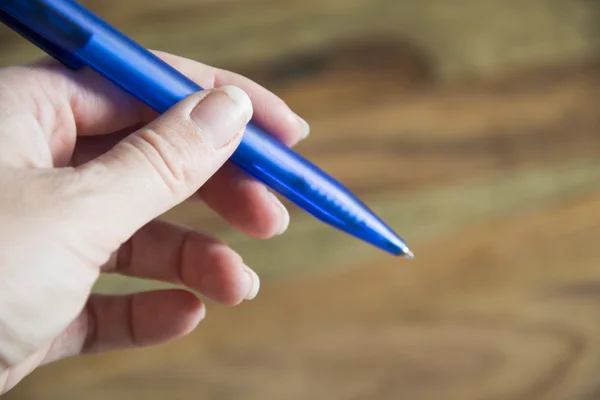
2,0,600,399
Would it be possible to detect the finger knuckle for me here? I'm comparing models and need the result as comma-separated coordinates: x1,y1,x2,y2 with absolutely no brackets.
129,125,199,196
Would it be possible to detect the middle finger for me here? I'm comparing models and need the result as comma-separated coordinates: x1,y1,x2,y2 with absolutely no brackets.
102,219,261,306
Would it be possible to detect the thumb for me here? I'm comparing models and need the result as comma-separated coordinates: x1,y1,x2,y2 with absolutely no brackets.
77,85,253,237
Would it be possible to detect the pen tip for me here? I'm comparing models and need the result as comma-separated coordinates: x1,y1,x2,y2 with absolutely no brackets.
402,248,415,260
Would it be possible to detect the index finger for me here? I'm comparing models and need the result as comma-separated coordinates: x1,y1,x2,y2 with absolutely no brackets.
152,51,310,146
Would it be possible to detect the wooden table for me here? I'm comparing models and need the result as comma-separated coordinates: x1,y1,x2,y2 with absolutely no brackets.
2,0,600,398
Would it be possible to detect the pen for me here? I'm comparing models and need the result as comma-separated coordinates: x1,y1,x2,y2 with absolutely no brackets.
0,0,414,259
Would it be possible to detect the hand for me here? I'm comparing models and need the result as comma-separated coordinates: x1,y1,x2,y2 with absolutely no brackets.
0,51,309,394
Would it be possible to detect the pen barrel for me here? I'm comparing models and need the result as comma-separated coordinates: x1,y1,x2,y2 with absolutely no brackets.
0,0,409,255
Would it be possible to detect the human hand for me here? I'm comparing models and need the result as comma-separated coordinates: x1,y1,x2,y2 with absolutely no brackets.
0,51,309,394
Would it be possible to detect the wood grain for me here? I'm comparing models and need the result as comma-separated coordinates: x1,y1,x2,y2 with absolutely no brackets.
10,190,600,400
0,0,598,78
1,0,600,399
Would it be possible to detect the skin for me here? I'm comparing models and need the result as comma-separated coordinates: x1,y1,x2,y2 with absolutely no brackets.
0,50,309,394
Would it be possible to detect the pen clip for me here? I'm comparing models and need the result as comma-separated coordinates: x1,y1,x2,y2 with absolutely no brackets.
0,8,84,70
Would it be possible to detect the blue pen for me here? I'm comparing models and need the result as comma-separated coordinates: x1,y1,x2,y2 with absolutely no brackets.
0,0,414,259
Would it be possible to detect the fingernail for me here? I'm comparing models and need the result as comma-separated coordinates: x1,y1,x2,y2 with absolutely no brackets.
267,191,290,235
297,115,310,140
191,85,253,150
244,267,260,300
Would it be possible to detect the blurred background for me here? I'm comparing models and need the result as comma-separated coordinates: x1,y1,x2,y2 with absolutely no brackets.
2,0,600,399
